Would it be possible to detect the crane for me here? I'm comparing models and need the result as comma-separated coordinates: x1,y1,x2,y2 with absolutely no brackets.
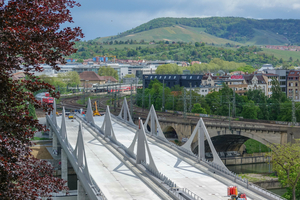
93,101,100,116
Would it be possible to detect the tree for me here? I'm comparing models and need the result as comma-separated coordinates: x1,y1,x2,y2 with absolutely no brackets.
98,66,119,80
58,71,81,87
123,74,135,78
0,1,83,199
267,140,300,200
241,100,260,119
195,42,200,47
191,103,207,114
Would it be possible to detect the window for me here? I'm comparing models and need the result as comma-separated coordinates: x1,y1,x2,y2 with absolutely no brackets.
280,81,286,85
291,72,295,74
289,83,291,86
282,88,286,92
291,83,294,87
280,76,286,79
296,83,298,87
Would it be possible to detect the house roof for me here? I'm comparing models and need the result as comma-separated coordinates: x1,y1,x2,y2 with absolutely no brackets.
264,73,279,77
288,71,300,77
101,76,118,82
244,74,266,84
79,71,105,81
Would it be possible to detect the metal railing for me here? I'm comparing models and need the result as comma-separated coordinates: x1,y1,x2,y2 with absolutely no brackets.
46,115,107,200
110,113,286,200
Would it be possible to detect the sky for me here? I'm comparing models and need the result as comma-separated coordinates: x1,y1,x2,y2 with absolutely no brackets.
64,0,300,41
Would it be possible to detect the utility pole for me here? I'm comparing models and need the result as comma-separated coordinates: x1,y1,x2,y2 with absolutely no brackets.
232,87,236,118
162,79,165,112
130,83,133,117
142,86,145,111
189,83,192,113
172,95,175,111
184,88,187,119
228,102,231,131
114,85,117,112
292,93,296,126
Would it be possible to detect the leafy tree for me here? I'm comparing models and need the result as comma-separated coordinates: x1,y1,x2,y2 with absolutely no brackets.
236,65,255,73
58,71,81,87
191,103,207,114
155,64,183,74
123,74,135,78
267,140,300,200
195,42,200,47
241,100,260,119
98,66,119,80
0,0,82,199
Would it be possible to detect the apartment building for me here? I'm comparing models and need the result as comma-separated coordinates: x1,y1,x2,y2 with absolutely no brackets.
287,71,300,100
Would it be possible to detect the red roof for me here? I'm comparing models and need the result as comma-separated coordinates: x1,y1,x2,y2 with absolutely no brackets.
288,71,300,77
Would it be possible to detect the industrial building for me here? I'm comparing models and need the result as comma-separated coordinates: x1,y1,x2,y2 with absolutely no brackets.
143,74,203,88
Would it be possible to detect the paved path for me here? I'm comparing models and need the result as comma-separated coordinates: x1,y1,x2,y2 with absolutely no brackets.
57,116,162,200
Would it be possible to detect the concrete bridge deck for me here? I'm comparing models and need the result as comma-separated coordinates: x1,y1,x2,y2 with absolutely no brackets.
94,116,231,200
56,116,162,200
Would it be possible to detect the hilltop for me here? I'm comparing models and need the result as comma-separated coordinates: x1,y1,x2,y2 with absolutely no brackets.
95,17,300,45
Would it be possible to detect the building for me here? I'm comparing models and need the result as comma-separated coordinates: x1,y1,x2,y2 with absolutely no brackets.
244,74,268,95
143,74,203,88
264,73,279,97
79,71,106,86
287,71,300,100
201,74,230,86
123,77,139,85
223,75,248,95
266,69,289,94
258,64,274,72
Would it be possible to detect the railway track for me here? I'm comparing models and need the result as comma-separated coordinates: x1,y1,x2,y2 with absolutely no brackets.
58,95,290,128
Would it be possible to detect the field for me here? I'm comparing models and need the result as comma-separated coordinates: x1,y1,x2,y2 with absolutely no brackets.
262,48,300,61
246,29,289,46
96,25,243,45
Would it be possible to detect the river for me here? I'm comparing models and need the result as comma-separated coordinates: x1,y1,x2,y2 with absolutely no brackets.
227,163,287,196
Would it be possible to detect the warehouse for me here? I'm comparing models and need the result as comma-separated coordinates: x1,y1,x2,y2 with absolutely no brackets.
143,74,203,88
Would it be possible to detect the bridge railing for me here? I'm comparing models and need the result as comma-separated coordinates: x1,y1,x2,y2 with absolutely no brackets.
111,114,286,200
46,115,107,200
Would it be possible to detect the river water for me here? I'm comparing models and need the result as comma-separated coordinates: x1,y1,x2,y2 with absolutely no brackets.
227,163,287,196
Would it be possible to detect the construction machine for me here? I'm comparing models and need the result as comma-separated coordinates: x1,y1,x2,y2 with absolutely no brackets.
93,101,100,116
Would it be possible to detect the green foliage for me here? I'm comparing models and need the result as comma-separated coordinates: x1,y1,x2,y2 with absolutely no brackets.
123,74,135,78
57,71,81,87
98,66,119,80
236,65,255,73
191,103,207,114
241,100,260,120
28,103,37,120
267,140,300,200
69,40,298,67
113,17,300,44
244,139,270,154
156,64,183,74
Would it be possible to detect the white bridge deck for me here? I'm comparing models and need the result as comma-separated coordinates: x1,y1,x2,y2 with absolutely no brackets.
57,116,162,200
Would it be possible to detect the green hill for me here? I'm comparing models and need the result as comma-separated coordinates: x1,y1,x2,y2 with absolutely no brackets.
96,25,243,45
101,17,300,45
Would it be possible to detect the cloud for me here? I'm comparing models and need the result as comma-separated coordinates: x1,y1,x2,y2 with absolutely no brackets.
69,0,300,40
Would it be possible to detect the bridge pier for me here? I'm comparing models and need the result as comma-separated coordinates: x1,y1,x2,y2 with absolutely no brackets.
52,131,58,155
77,180,89,200
61,148,68,184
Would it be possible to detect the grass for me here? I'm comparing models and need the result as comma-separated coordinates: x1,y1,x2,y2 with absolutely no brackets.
239,174,263,182
100,25,244,45
261,48,300,61
33,137,50,140
246,29,289,46
244,139,270,154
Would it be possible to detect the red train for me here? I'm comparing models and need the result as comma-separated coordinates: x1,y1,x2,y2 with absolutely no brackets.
42,97,54,104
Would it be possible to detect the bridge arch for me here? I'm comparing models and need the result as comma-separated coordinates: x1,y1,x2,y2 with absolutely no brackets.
192,134,270,156
162,126,179,139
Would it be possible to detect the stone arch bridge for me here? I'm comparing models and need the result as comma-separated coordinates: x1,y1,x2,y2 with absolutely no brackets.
133,113,300,152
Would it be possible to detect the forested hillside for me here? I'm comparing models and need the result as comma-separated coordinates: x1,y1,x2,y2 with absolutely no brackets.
106,17,300,44
71,41,300,67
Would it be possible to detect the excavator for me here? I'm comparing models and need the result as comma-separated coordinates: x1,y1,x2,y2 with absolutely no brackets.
93,101,100,116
